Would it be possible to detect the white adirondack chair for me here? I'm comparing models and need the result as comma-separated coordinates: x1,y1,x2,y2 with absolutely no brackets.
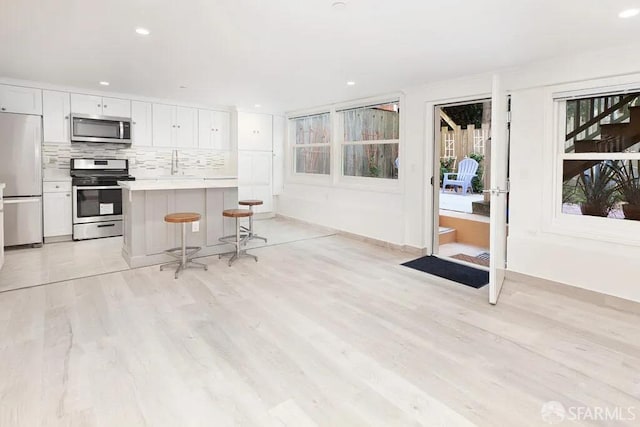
442,158,479,195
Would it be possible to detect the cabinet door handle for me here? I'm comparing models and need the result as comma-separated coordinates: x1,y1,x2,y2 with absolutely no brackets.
98,104,101,107
65,115,69,119
177,125,181,128
1,107,5,111
104,105,108,108
66,194,70,197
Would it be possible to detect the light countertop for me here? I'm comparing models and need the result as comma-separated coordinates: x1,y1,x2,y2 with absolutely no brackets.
0,183,5,190
118,177,238,191
43,169,72,182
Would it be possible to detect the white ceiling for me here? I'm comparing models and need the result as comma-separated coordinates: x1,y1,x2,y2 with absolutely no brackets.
1,0,639,112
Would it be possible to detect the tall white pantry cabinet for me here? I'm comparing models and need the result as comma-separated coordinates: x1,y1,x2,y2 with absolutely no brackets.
237,112,275,213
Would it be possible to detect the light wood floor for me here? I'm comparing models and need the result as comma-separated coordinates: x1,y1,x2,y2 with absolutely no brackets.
0,217,335,293
1,233,639,426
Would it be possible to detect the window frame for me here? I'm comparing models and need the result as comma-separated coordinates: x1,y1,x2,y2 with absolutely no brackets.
544,77,640,245
288,111,333,180
337,100,401,186
285,93,404,193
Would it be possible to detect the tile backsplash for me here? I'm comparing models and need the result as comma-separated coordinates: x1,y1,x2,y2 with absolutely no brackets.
43,142,236,178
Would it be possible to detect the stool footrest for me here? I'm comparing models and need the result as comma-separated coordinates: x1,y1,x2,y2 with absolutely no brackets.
160,259,207,279
219,234,249,245
219,249,258,266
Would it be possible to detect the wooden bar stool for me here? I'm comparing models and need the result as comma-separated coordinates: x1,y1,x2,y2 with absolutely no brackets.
160,212,208,278
239,199,267,244
219,209,258,266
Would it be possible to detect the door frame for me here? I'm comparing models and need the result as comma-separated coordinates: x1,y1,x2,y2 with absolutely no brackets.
426,95,492,267
423,82,511,304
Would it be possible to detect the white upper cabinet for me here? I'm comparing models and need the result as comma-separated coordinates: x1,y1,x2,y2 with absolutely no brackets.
238,112,272,151
152,103,174,147
198,109,231,150
70,93,131,117
42,90,71,143
102,97,131,118
0,85,42,115
131,101,152,147
152,104,197,148
175,106,197,148
70,93,102,115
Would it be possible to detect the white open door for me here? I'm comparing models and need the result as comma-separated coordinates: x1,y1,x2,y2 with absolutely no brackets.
488,75,510,304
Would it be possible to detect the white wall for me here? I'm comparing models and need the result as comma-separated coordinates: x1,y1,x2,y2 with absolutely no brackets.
504,44,640,303
277,183,404,244
276,96,407,245
278,42,640,303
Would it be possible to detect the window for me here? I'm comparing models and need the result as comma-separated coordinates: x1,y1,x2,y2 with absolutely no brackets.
291,112,331,175
561,92,640,222
473,128,486,155
341,102,400,179
443,132,456,159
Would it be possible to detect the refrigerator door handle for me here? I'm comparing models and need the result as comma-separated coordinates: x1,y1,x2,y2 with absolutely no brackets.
4,198,41,204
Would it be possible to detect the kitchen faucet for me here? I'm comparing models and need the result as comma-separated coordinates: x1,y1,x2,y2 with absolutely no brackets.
171,149,179,175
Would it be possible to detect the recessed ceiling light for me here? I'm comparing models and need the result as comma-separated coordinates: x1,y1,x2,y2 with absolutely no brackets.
346,81,356,86
332,1,347,9
99,81,110,86
254,104,261,108
619,8,640,18
135,27,150,35
179,85,187,89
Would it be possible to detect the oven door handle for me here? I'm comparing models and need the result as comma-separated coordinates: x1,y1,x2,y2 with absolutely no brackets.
73,185,122,190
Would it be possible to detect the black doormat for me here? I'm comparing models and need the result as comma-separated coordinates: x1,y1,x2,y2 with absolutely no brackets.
401,256,489,288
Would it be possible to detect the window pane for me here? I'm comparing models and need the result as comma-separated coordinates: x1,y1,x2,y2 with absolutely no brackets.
562,160,640,221
295,146,331,175
293,113,331,145
565,93,640,153
343,143,399,179
343,103,399,142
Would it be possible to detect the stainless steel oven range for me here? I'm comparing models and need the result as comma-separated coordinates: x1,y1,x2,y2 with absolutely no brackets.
70,158,135,240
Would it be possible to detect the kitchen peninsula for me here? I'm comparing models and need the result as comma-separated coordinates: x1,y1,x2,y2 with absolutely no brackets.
119,177,239,268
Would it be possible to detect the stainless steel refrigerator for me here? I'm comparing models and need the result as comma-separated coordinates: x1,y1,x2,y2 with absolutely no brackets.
0,113,43,247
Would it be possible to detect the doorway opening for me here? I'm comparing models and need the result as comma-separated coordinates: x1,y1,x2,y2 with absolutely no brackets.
433,99,492,268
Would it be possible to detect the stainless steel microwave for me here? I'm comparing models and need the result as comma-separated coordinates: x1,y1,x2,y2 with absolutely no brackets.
70,113,132,144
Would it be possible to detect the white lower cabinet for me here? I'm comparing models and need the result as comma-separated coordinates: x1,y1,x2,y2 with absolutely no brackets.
238,151,273,213
43,182,72,238
0,209,4,269
0,188,4,269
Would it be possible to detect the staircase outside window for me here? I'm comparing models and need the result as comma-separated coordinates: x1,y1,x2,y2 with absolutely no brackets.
562,92,640,221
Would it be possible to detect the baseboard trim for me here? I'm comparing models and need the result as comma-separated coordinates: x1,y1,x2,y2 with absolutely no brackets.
506,270,640,315
275,214,424,255
44,235,72,243
254,212,275,221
